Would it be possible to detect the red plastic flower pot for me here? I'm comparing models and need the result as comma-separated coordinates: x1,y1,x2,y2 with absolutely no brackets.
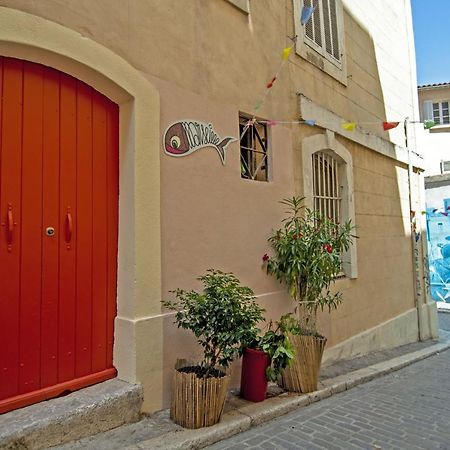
240,347,270,402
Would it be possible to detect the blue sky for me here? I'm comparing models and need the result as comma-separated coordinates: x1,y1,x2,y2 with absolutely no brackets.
411,0,450,86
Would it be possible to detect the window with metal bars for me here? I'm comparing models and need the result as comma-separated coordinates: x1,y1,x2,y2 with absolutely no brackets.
239,116,269,181
303,0,341,65
312,151,341,223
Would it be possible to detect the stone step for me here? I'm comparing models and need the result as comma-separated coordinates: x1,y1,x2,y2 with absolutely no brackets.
0,379,142,450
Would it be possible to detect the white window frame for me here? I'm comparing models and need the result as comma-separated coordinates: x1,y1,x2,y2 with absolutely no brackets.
441,160,450,174
433,101,449,125
302,130,357,278
423,100,450,125
293,0,347,85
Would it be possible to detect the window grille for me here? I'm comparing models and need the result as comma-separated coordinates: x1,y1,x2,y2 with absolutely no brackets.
303,0,340,63
312,152,341,223
239,116,269,181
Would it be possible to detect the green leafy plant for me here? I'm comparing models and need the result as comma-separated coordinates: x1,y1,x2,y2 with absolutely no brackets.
258,323,295,382
264,197,355,333
162,269,265,375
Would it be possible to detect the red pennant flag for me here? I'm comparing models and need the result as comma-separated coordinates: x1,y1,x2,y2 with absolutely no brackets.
266,76,277,89
382,121,400,131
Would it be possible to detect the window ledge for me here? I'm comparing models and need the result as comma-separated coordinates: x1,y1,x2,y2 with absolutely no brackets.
226,0,249,13
430,124,450,133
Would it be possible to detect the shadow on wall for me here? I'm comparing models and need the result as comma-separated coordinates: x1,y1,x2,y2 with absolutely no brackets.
299,6,419,348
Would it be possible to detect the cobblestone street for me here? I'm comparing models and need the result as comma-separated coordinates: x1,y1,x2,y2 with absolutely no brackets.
209,339,450,449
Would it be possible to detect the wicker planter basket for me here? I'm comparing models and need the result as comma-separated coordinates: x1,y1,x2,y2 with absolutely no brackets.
280,334,327,393
171,365,230,429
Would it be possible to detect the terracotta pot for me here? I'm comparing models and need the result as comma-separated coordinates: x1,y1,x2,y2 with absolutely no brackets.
170,366,230,429
240,348,270,402
280,334,327,393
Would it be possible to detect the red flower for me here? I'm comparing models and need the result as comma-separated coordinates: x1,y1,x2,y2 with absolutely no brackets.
262,254,270,262
322,244,332,253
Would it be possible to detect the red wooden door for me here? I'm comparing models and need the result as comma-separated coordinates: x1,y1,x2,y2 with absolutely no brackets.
0,58,119,414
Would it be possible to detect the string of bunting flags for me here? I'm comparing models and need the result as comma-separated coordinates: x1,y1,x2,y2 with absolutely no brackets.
246,40,436,133
242,118,437,132
242,5,436,140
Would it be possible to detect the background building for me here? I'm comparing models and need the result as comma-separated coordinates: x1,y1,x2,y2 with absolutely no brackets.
417,82,450,303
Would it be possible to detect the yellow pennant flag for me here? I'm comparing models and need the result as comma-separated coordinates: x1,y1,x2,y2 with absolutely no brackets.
282,46,293,60
341,122,356,131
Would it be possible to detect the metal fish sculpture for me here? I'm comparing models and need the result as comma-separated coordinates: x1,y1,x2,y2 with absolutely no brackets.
163,120,236,165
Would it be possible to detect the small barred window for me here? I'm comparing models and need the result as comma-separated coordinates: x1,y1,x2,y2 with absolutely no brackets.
239,116,269,182
312,151,341,223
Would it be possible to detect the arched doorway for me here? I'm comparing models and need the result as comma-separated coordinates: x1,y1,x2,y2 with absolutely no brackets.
0,57,119,413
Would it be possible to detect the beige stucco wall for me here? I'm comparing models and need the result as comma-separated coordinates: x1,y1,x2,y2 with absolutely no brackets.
0,0,434,413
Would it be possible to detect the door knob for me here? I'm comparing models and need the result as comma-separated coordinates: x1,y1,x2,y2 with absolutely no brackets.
45,227,55,237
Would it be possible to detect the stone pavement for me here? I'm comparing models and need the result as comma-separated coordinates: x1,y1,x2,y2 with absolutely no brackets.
207,346,450,450
52,313,450,450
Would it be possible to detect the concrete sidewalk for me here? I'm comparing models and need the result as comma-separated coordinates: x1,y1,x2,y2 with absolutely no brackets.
54,329,450,450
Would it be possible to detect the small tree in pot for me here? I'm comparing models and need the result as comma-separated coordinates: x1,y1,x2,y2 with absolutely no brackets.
163,269,264,428
264,196,354,392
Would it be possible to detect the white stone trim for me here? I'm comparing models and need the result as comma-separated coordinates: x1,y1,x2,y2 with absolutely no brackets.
322,304,438,365
299,94,424,170
226,0,249,13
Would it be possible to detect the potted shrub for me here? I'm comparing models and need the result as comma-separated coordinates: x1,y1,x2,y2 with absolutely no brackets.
162,269,264,428
263,196,354,393
240,320,295,402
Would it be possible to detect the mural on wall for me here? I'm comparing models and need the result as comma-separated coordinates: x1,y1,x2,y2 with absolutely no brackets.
163,120,236,165
426,199,450,302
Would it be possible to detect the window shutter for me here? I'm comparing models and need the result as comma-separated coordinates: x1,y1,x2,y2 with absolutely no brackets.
329,0,340,60
305,0,322,47
322,0,340,61
423,101,433,121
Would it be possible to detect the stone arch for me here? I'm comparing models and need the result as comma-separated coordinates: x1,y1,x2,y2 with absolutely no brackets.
0,6,162,412
302,130,358,278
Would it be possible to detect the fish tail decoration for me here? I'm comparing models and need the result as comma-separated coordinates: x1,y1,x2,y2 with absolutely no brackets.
215,137,236,164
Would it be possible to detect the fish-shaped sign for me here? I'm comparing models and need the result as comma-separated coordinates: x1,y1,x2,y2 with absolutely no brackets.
163,120,236,165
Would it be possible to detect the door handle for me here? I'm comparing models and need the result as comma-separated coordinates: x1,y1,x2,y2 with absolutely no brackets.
65,208,73,248
6,204,14,251
1,203,16,252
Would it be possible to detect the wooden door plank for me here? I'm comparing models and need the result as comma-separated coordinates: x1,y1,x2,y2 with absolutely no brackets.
19,61,44,394
106,102,119,367
91,92,108,372
75,81,94,377
41,67,61,388
58,73,77,383
0,58,23,400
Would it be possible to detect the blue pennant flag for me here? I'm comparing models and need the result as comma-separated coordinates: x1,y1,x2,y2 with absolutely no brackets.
301,6,316,25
